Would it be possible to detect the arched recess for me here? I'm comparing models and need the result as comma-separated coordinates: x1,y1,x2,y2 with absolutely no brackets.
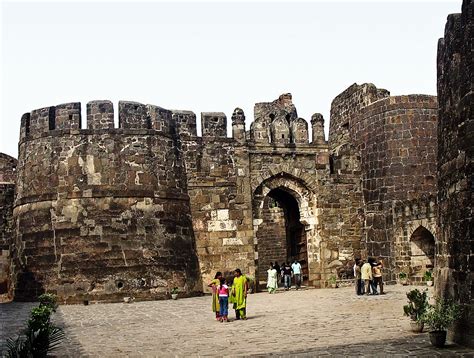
409,225,435,280
252,172,317,287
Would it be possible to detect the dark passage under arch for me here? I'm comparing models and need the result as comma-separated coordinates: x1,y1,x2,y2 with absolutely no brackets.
255,188,308,287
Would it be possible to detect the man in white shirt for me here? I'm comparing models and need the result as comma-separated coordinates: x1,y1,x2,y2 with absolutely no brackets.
291,260,302,290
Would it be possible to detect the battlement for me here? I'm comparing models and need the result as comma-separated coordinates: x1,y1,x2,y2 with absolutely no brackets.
18,100,201,143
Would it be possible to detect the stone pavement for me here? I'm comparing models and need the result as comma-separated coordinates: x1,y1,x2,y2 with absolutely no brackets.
1,285,473,357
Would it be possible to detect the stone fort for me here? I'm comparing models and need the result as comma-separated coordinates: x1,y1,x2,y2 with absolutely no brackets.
0,0,472,347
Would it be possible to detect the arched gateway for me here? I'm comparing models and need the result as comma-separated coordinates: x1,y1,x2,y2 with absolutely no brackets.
252,173,317,288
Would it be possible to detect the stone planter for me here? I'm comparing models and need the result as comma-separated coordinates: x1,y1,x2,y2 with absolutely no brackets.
410,321,424,333
429,330,447,347
171,293,178,300
426,280,433,287
400,279,408,286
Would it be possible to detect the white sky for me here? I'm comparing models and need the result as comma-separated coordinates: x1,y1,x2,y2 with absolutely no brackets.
0,0,462,158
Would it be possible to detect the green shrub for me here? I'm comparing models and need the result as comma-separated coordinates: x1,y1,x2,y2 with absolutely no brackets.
38,293,58,312
403,288,428,321
4,293,64,358
423,271,433,281
422,297,462,331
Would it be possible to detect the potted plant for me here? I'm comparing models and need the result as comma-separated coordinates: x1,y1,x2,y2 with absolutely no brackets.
328,275,337,288
398,272,408,285
170,287,179,300
421,298,461,347
424,271,433,286
403,288,428,332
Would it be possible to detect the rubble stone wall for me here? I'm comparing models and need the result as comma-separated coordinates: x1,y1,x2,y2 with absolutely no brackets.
0,154,17,297
11,101,201,303
393,196,437,283
330,84,438,281
436,0,474,346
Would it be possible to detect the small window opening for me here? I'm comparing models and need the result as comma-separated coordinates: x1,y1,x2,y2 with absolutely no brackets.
69,114,73,120
269,114,275,121
117,281,124,289
329,156,335,174
282,134,285,139
48,107,56,130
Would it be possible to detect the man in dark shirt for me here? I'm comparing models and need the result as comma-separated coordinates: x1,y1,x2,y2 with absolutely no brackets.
282,262,292,290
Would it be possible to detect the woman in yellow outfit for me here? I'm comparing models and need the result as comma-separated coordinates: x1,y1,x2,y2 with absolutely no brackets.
231,268,248,320
208,272,222,321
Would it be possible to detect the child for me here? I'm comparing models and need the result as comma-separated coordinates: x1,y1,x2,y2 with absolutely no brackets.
218,277,230,322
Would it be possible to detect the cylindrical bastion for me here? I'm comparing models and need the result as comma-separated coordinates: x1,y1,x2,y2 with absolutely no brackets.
11,100,202,303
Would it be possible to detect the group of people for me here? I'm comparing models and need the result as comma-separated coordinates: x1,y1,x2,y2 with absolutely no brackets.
207,260,304,322
208,269,248,323
266,260,302,293
354,257,384,295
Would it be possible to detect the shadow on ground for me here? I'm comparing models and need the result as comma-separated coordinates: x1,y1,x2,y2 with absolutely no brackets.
0,301,86,357
251,334,474,357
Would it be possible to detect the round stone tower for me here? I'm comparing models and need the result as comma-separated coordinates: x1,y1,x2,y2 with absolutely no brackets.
11,100,201,303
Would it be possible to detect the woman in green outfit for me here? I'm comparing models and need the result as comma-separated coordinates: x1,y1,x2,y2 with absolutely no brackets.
208,271,223,321
231,268,248,320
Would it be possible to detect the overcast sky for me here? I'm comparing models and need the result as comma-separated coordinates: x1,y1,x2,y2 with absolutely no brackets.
0,0,461,158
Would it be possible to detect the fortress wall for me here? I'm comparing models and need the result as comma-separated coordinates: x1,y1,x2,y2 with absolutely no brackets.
0,154,17,297
329,84,438,281
436,0,474,346
180,133,255,289
11,101,201,303
354,95,438,281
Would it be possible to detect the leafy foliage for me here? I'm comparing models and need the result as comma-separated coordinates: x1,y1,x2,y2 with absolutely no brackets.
170,287,179,294
423,271,433,281
398,272,407,279
403,288,429,321
422,297,462,332
328,275,337,284
4,293,64,358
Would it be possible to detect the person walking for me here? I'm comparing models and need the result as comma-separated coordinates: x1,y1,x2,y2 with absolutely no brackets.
266,263,278,294
291,259,302,290
282,262,292,290
361,259,373,295
273,261,281,287
208,271,222,321
232,268,248,320
218,277,230,322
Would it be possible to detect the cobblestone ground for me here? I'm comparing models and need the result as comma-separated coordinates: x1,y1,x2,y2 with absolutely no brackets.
1,285,474,357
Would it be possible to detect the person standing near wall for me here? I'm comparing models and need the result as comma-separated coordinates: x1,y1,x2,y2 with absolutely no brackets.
291,259,302,290
361,260,373,295
232,268,248,320
208,272,223,321
354,259,363,295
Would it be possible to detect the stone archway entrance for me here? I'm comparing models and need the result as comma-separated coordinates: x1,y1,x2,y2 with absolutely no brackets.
255,189,308,284
409,226,435,282
252,173,316,289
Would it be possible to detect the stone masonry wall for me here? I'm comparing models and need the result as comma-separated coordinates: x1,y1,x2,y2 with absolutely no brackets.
393,195,437,283
330,84,438,282
436,0,473,347
0,154,17,298
11,101,201,303
177,110,255,290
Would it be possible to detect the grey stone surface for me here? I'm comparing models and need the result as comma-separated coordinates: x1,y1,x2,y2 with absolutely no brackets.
2,285,473,357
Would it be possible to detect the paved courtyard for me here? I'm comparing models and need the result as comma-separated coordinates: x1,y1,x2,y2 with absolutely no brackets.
1,285,474,357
